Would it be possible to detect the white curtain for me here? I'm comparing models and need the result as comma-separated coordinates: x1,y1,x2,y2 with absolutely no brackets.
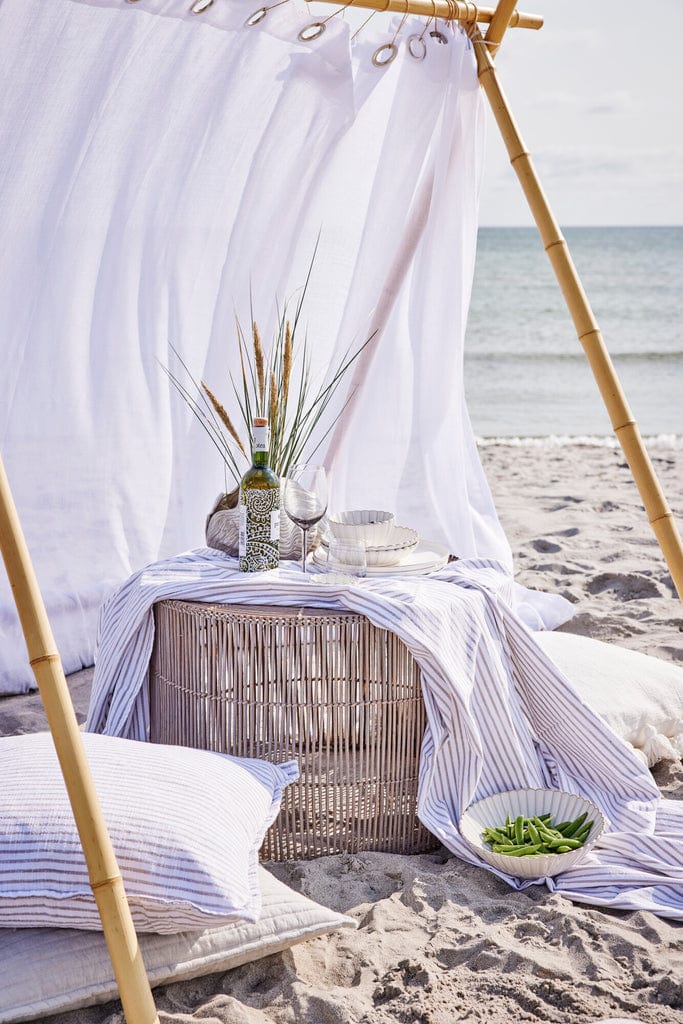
0,0,568,693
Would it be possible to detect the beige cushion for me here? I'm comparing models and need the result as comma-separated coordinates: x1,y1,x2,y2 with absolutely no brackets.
534,631,683,766
0,867,355,1022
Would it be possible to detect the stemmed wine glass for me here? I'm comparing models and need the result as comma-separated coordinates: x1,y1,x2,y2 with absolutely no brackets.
283,464,328,572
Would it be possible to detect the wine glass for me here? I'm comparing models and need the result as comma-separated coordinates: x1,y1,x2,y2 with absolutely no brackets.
326,539,367,578
283,464,328,572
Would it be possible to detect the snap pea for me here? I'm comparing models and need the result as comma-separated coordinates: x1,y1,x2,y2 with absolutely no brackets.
498,843,545,857
484,828,512,846
547,837,582,850
562,812,588,838
481,807,597,860
575,821,594,843
514,815,525,845
534,821,564,845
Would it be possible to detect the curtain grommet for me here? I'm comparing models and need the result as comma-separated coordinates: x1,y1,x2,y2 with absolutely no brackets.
245,7,268,26
407,34,427,60
430,29,448,44
298,22,326,41
372,43,398,67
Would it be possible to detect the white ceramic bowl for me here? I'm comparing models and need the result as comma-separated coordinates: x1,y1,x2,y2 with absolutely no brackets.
327,509,395,546
365,526,420,566
459,788,605,880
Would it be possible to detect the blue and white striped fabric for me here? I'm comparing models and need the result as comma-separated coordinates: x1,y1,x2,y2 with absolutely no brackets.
0,730,298,932
86,548,683,918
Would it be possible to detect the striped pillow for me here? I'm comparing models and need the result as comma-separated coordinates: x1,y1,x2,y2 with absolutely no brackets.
0,732,298,933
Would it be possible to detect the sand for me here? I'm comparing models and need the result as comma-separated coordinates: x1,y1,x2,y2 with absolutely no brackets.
1,440,682,1024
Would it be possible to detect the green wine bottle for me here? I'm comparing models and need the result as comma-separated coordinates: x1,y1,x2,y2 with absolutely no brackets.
239,417,280,572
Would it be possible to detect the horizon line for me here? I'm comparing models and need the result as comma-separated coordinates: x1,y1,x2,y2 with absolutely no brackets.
478,223,683,230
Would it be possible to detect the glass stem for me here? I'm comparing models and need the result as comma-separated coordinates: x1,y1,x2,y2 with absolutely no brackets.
301,527,308,573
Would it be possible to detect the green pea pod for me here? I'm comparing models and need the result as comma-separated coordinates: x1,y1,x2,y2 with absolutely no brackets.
505,843,544,857
505,815,514,839
555,820,571,833
563,812,588,838
514,815,525,845
555,845,572,853
548,837,582,850
575,821,593,843
484,829,511,846
527,821,541,845
536,824,563,846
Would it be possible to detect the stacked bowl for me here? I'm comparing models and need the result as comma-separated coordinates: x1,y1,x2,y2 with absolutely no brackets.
326,510,419,567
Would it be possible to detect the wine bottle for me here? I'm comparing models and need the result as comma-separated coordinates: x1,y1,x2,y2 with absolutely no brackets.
239,417,280,572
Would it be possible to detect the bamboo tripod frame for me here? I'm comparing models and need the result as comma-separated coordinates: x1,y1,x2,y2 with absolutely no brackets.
0,455,159,1024
0,3,681,1020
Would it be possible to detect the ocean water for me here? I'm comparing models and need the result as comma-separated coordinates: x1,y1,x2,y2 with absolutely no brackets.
464,226,683,441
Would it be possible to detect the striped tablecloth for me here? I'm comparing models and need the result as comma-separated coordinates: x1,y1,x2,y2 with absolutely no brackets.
86,548,683,918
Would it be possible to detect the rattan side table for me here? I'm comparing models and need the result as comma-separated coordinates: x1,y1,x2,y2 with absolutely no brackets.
149,599,439,861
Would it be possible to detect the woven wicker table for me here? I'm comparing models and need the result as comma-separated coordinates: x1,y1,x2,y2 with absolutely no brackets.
149,599,439,861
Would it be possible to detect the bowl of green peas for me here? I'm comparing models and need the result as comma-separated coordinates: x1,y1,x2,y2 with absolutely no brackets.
459,788,606,879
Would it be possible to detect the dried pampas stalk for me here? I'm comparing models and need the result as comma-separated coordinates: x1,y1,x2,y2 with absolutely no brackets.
269,371,278,440
201,382,248,459
283,320,293,411
253,321,265,412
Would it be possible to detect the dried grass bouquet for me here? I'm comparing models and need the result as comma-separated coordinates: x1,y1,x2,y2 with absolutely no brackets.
162,262,371,555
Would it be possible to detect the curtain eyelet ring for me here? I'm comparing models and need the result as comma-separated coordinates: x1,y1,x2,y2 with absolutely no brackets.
407,34,427,60
245,7,268,26
298,22,326,41
372,42,398,67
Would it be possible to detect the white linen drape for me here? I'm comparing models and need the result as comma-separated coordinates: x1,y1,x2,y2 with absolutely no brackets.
0,0,569,692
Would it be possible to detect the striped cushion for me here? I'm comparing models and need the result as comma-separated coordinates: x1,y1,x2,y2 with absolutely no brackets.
0,732,298,933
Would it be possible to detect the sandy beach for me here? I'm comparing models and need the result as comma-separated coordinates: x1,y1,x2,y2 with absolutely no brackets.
1,440,682,1024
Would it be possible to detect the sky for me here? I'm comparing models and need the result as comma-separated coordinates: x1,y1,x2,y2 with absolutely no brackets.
478,0,683,226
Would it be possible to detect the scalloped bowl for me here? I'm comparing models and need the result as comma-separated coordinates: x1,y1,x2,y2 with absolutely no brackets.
366,526,420,566
327,509,395,546
459,788,605,880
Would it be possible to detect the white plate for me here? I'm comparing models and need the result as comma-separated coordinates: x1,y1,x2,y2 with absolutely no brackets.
313,540,450,577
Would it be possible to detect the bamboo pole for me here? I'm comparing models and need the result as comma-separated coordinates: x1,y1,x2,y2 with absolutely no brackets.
472,26,683,604
484,0,520,53
312,0,542,29
0,453,159,1024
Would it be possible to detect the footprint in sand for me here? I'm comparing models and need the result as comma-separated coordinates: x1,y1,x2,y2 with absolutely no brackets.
530,538,562,554
587,573,663,600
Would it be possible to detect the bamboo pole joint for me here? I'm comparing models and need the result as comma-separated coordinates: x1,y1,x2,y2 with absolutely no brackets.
29,652,61,667
91,875,125,892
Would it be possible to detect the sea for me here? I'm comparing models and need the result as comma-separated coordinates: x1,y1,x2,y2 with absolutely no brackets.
464,226,683,444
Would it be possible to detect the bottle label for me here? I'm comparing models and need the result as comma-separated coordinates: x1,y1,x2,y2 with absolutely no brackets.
270,508,280,543
239,485,280,572
253,424,269,453
239,504,247,557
